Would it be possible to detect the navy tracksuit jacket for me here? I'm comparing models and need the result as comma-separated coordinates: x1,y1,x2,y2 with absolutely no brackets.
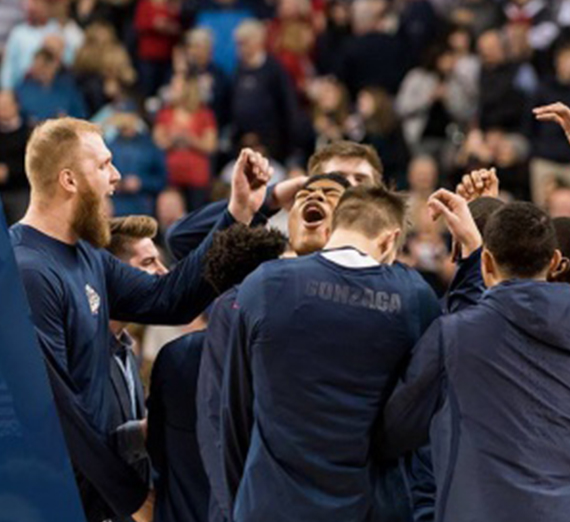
382,279,570,522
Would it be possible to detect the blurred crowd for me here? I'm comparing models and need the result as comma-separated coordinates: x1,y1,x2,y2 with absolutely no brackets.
3,0,570,299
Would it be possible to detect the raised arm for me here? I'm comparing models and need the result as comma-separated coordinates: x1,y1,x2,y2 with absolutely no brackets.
106,149,271,324
167,176,307,260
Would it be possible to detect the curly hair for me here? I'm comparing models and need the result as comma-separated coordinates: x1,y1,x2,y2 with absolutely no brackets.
204,224,287,294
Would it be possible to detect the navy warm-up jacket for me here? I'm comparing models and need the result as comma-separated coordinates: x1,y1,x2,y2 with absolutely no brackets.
221,250,441,522
147,331,210,522
381,280,570,522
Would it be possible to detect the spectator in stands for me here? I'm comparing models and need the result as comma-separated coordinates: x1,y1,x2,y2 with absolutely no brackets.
314,0,351,77
477,29,537,132
345,87,409,187
50,0,85,58
0,0,24,58
547,185,570,217
108,113,167,216
183,28,231,128
91,48,140,141
15,47,87,124
1,0,61,89
407,155,441,230
154,78,218,210
530,44,570,205
0,91,30,225
195,0,254,77
135,0,182,97
267,0,316,97
339,0,409,97
454,128,531,200
397,44,476,157
74,21,119,116
232,20,299,162
308,76,350,148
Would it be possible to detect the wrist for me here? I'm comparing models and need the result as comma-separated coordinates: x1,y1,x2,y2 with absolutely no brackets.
228,200,253,225
462,233,483,258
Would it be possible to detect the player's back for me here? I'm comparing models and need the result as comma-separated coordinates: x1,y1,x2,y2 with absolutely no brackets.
231,248,439,522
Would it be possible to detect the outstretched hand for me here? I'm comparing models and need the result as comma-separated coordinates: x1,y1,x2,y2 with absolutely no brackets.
456,168,499,203
533,103,570,144
228,148,274,224
428,189,482,258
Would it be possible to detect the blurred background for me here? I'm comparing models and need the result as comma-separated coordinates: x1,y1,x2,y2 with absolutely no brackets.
3,0,570,362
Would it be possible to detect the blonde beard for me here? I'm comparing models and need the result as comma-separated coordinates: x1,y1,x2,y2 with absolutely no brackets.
71,182,110,249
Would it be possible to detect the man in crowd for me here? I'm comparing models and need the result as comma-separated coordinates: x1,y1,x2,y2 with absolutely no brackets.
380,190,570,522
104,215,169,509
221,185,440,522
9,116,273,521
147,224,287,522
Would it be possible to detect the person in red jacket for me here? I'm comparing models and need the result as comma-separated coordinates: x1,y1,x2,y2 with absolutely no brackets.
135,0,181,96
153,77,218,211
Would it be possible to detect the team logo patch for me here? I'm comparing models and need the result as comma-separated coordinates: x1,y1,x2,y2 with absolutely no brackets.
85,284,101,316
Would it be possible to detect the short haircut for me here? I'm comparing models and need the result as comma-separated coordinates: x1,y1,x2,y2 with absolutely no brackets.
483,202,557,279
107,215,158,261
468,197,505,234
26,117,102,195
332,185,408,242
204,224,287,294
308,141,384,186
304,173,351,191
553,217,570,258
35,47,57,64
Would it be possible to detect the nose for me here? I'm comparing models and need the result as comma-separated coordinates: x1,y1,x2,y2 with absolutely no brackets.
156,261,169,276
306,189,326,203
110,164,121,186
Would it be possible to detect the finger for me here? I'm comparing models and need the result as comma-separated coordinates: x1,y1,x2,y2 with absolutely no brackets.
462,174,475,195
533,103,567,115
427,198,455,222
456,183,468,200
472,171,484,191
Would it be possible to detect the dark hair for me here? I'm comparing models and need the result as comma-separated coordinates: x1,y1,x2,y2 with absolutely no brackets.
107,215,158,260
483,202,557,278
332,185,408,242
304,173,351,190
308,141,384,185
468,197,505,234
35,48,57,64
204,224,287,294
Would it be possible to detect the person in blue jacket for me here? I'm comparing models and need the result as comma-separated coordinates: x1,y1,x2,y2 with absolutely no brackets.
108,113,167,217
146,224,287,522
221,185,441,522
10,117,272,522
381,189,570,522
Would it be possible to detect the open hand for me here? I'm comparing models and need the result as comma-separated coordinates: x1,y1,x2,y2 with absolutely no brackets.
428,189,482,258
533,103,570,144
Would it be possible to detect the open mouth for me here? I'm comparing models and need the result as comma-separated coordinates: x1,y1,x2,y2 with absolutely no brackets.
302,202,326,228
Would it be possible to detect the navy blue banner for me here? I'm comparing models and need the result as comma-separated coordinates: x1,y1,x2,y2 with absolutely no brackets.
0,202,86,522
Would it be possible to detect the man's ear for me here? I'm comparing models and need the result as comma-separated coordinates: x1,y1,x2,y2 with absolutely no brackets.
59,168,79,194
547,249,568,282
377,228,401,264
481,247,495,288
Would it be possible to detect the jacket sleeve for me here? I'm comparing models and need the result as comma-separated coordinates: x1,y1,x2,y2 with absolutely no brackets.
105,210,235,325
220,297,256,513
197,293,235,520
166,187,280,260
445,248,484,314
380,319,445,459
146,348,167,475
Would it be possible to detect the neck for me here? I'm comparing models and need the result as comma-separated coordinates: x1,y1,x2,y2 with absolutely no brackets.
21,197,79,244
110,320,127,337
326,229,379,261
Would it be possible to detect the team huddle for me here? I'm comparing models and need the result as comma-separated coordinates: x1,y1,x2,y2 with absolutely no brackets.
9,102,570,522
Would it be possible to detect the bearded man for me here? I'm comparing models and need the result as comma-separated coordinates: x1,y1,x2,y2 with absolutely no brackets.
9,117,272,522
